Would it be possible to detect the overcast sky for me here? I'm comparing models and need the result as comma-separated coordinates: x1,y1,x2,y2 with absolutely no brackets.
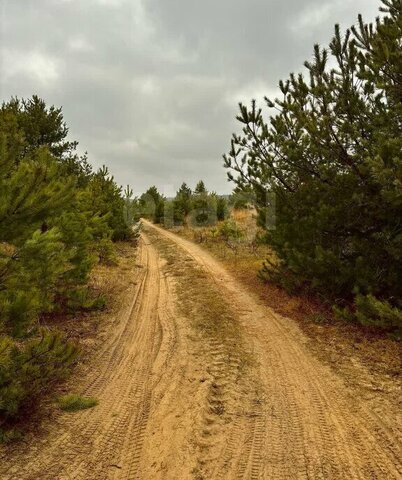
0,0,380,196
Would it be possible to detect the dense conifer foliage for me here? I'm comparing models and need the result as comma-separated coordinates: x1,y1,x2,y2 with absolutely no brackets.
0,96,132,423
224,0,402,328
136,182,229,226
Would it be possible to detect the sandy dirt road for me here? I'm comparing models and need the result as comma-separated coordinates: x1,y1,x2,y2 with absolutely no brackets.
1,220,401,479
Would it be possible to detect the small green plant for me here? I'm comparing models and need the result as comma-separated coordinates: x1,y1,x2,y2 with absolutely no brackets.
218,220,243,242
0,331,79,420
57,394,98,412
66,288,106,312
0,428,22,444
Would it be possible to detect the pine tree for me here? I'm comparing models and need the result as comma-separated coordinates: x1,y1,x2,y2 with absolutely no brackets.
0,95,134,423
0,330,79,419
191,182,218,226
173,183,193,224
140,186,165,223
216,196,229,221
224,0,402,328
194,180,207,195
82,166,132,241
1,95,77,160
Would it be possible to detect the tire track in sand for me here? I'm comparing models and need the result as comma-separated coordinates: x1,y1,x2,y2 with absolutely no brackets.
0,235,174,480
143,220,402,480
1,222,401,480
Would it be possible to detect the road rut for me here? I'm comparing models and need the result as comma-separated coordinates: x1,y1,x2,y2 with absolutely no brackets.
0,221,400,479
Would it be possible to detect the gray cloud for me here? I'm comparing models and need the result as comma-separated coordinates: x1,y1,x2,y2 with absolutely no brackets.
0,0,380,196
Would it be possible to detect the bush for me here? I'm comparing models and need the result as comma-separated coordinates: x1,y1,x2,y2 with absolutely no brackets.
354,295,402,330
96,238,117,266
0,330,79,420
218,220,244,242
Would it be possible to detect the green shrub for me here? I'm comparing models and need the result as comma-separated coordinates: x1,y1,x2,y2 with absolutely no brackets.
354,295,402,330
96,238,117,266
0,428,22,444
0,330,79,419
64,288,107,312
218,220,244,242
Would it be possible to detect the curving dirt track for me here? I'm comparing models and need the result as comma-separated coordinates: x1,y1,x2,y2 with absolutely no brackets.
1,221,401,480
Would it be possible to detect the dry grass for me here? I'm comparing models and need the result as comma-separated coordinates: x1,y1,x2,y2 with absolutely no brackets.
146,228,251,372
170,210,402,406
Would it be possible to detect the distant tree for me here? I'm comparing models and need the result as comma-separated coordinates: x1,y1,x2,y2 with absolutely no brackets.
190,182,219,226
140,186,165,224
173,182,193,224
230,186,255,210
83,166,132,241
194,180,207,195
216,196,229,221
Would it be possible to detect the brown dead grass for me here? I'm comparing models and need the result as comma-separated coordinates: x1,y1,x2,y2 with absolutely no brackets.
171,211,402,407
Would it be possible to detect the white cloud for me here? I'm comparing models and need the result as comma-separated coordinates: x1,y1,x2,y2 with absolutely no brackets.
1,50,60,85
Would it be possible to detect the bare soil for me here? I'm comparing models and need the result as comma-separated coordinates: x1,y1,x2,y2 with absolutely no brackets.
0,221,400,479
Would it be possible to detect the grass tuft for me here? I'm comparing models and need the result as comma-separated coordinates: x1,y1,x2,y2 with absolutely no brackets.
57,394,98,412
0,428,22,444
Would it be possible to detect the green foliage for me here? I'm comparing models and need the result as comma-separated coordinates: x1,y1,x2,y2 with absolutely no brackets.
190,182,218,226
0,330,79,419
83,166,132,241
0,228,70,336
0,427,22,444
96,238,117,265
216,196,229,221
0,95,133,423
224,0,402,329
0,146,75,244
57,394,98,412
139,186,165,224
354,295,402,329
229,186,255,210
138,181,230,227
173,183,193,224
194,180,207,194
218,220,244,242
0,95,132,334
64,288,107,312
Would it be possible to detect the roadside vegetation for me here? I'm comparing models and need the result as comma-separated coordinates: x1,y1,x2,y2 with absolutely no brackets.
223,0,402,331
0,96,134,434
136,1,401,336
56,394,98,413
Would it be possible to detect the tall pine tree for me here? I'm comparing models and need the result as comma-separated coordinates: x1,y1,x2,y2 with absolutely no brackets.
224,0,402,328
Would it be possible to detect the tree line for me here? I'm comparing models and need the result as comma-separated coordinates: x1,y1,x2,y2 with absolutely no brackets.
224,0,402,330
0,96,132,429
131,180,232,226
